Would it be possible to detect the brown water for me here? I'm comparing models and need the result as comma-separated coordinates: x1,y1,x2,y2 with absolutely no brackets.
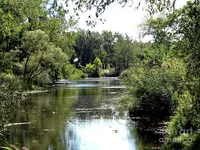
5,77,158,150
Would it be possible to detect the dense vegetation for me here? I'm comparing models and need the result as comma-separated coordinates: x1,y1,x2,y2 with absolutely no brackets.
1,0,200,149
118,1,200,149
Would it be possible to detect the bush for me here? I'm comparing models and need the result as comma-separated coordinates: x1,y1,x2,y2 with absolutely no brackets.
120,55,186,123
163,91,200,149
119,69,132,84
85,57,104,77
0,133,11,150
63,64,87,80
85,63,96,74
34,71,51,87
0,81,26,131
127,69,181,122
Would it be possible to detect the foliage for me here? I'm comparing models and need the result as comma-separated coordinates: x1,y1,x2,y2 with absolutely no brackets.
85,57,104,77
85,63,96,74
94,57,103,70
0,0,79,88
120,57,184,122
74,30,143,76
119,1,200,149
113,34,141,73
0,0,79,138
20,29,69,89
74,30,104,67
0,80,26,131
163,90,200,149
63,64,87,80
0,133,11,150
1,0,200,149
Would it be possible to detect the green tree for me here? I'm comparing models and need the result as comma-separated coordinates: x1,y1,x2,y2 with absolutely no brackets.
85,57,103,77
21,30,68,88
112,33,144,74
102,31,115,69
74,30,104,67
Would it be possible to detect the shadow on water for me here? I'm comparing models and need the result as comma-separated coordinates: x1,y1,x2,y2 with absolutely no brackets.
4,77,163,150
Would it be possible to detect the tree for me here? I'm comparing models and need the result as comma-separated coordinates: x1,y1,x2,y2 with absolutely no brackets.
74,30,103,67
21,30,68,88
85,57,103,77
157,2,200,148
112,33,144,74
0,0,49,53
101,31,115,68
94,57,103,71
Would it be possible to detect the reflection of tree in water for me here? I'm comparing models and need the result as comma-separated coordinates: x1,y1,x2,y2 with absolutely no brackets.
6,89,76,150
5,78,125,149
74,109,113,120
133,120,165,149
72,78,121,110
74,95,94,108
0,88,25,131
66,124,79,150
73,88,100,109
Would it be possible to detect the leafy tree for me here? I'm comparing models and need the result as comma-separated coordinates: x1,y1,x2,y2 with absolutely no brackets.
62,64,86,80
157,1,200,148
101,31,115,68
94,57,103,70
74,30,104,67
21,30,68,88
0,1,83,147
53,32,77,60
85,57,103,77
113,34,135,73
85,63,96,75
73,30,142,75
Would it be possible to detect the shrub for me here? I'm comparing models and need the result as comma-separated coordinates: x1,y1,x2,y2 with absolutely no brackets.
120,55,186,123
85,57,104,77
0,133,11,150
63,64,87,80
128,69,181,122
163,91,200,149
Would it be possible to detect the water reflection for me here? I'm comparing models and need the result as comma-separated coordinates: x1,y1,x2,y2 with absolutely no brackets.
66,119,135,150
6,78,137,150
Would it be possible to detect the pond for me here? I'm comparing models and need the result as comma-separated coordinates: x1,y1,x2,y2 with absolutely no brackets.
5,77,159,150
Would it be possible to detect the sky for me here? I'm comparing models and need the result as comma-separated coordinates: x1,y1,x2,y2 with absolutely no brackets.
75,0,188,42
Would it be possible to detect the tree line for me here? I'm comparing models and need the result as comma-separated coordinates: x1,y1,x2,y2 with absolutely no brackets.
0,0,143,90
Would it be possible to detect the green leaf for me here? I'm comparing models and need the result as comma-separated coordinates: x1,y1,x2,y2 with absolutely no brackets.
0,147,12,150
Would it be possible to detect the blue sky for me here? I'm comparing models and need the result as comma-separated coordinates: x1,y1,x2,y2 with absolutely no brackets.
75,0,188,42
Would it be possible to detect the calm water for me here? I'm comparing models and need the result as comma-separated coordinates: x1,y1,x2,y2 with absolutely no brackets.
5,77,157,150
